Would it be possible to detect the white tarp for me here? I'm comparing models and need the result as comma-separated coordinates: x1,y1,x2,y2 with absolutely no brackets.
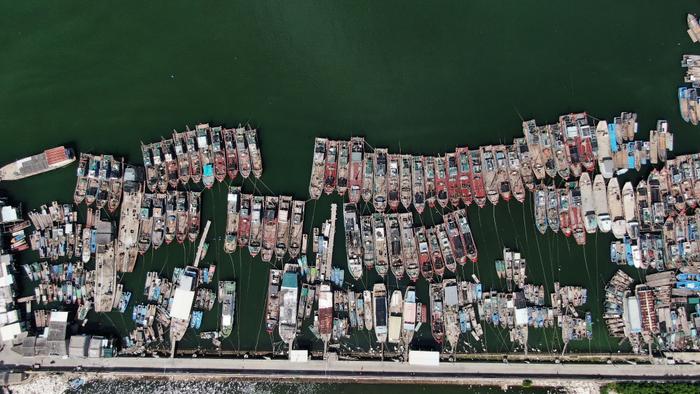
408,350,440,366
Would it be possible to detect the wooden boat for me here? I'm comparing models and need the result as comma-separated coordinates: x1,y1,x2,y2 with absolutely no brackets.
245,128,263,178
323,140,338,195
223,128,239,180
348,137,364,204
173,131,191,185
361,151,374,203
411,155,426,214
288,200,305,259
429,283,445,344
513,138,535,191
336,140,350,196
164,191,177,245
372,149,388,212
308,137,327,200
224,186,240,253
434,155,449,208
371,213,389,278
436,223,457,273
470,149,487,207
137,194,153,254
73,153,89,205
238,194,253,249
210,126,227,183
151,194,166,249
248,196,264,257
494,145,512,202
175,191,188,244
546,184,559,233
558,187,572,237
107,157,124,213
360,214,375,270
456,147,473,206
387,154,401,211
235,127,251,179
427,227,445,278
399,212,419,282
399,154,413,210
275,196,292,260
186,131,202,184
162,138,179,189
481,146,499,206
415,226,433,282
446,152,460,207
455,209,478,263
260,196,279,263
424,156,437,208
444,212,467,265
507,145,526,203
344,203,363,280
187,191,201,243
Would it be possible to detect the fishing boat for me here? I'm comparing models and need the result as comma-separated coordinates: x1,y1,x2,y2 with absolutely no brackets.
415,226,433,281
261,196,279,263
436,223,457,273
278,264,299,345
427,227,445,277
434,155,449,208
593,174,611,233
348,137,364,204
387,154,401,211
494,145,512,202
546,184,559,233
402,286,417,347
579,172,597,233
372,213,390,278
424,156,437,208
288,200,305,259
608,177,626,239
323,140,338,195
162,138,179,189
169,266,198,345
469,149,487,207
373,283,388,343
238,194,252,249
173,131,191,184
73,153,89,205
137,194,153,254
636,180,652,233
560,113,583,178
275,196,292,260
224,186,240,253
446,152,460,207
265,269,282,334
399,212,420,281
196,124,215,189
151,194,165,249
164,191,177,244
246,128,263,178
318,283,333,345
522,120,546,180
514,138,535,191
481,146,499,205
444,212,467,265
558,187,572,237
308,137,327,199
412,155,426,214
360,215,375,270
455,209,478,263
210,126,227,183
175,191,188,244
363,290,374,331
187,191,201,242
387,213,404,279
95,155,111,210
569,182,586,245
235,127,252,179
534,183,548,235
361,151,374,203
622,181,639,240
540,124,557,179
551,123,571,180
219,281,236,338
442,279,460,350
186,131,202,184
141,145,157,193
107,157,124,213
456,147,473,206
222,128,239,180
373,148,388,212
388,290,403,344
81,227,91,263
151,142,168,193
336,140,350,195
399,154,413,209
507,145,526,203
429,283,445,344
343,203,364,280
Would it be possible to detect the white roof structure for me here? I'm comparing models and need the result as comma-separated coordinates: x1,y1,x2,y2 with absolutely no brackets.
409,350,440,366
515,308,528,326
0,322,22,342
50,311,68,323
0,206,18,223
625,296,642,333
289,350,308,362
170,288,195,320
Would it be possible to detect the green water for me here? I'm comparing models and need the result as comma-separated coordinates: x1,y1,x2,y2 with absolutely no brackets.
1,1,698,357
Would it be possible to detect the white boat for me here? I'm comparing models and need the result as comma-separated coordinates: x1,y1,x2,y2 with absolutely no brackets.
387,290,403,344
402,286,417,347
343,203,363,280
579,172,597,233
593,174,611,233
595,121,613,178
373,283,388,343
363,290,373,330
372,213,389,278
607,177,626,239
622,181,639,239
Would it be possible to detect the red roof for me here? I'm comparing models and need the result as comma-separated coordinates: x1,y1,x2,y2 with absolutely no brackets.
44,147,68,165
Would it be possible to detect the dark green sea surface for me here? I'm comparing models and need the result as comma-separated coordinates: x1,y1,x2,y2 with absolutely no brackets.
1,1,698,359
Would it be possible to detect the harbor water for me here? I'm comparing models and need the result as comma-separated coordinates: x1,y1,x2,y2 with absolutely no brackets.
2,0,699,365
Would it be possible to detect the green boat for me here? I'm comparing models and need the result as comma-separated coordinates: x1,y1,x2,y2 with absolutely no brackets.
220,281,236,338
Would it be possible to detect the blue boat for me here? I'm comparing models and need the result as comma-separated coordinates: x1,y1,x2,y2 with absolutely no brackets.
459,308,468,333
626,142,635,169
680,87,690,123
118,291,131,313
585,312,593,339
677,273,700,281
190,310,203,330
476,283,482,299
677,281,700,290
608,123,618,153
492,312,500,325
624,237,634,266
90,229,97,254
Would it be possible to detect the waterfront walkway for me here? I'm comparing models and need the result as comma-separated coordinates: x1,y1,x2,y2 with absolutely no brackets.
1,347,698,383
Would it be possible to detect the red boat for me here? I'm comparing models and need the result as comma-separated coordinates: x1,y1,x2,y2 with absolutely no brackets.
446,152,460,207
211,127,227,183
558,187,572,237
580,137,596,173
323,140,338,195
569,182,586,246
444,212,467,265
456,147,473,206
237,194,252,248
223,128,239,180
415,226,433,282
348,137,364,204
469,149,487,208
434,156,449,208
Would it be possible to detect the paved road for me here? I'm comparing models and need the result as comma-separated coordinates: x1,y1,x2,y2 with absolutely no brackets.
1,347,699,382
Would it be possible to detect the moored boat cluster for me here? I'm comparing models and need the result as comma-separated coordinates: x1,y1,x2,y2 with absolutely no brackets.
73,153,124,212
222,186,306,262
603,269,700,354
342,203,477,282
141,124,262,192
